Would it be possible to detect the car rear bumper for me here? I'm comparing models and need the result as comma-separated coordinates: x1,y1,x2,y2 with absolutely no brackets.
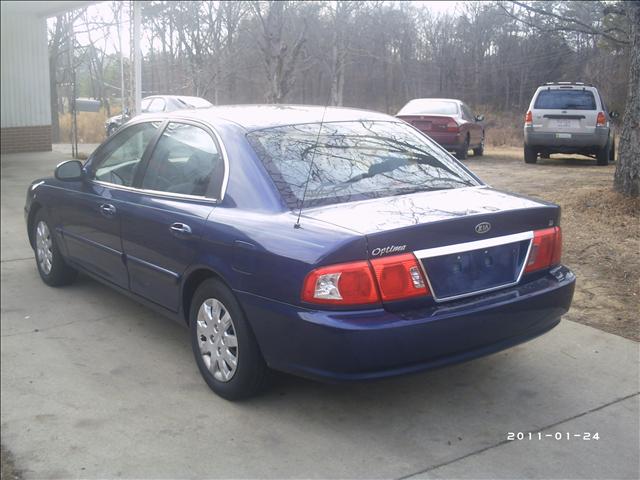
238,266,575,381
524,128,608,149
420,131,463,150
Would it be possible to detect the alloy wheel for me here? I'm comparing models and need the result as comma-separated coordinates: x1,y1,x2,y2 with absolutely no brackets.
35,221,53,274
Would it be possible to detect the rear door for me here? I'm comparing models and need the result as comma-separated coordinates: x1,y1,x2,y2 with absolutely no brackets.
461,103,481,145
532,87,599,134
119,121,224,311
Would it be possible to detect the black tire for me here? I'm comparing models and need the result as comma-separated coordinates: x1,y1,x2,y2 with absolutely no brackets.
524,145,538,164
472,134,484,156
597,136,611,166
32,210,77,287
609,138,616,163
189,278,269,400
456,136,470,160
540,152,550,159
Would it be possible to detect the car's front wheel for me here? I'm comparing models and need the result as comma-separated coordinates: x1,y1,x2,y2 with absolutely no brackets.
190,278,269,400
32,210,77,286
524,145,538,164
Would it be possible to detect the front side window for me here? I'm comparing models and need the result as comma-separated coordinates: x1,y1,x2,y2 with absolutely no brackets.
141,122,221,197
141,98,152,112
248,121,480,209
92,122,159,186
534,90,596,110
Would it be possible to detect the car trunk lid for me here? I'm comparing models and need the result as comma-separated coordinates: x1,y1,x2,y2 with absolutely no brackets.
301,186,559,304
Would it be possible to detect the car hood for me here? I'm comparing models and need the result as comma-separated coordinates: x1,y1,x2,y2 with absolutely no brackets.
300,186,551,235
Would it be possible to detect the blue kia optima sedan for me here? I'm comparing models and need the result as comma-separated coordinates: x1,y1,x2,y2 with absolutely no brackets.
25,105,575,399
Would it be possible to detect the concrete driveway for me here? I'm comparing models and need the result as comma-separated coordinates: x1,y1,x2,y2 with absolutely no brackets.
1,147,638,479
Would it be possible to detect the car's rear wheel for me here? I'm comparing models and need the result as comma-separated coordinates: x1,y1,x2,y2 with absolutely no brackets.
524,145,538,164
472,134,484,156
32,210,77,286
189,278,269,400
597,136,611,166
609,138,616,163
456,136,469,160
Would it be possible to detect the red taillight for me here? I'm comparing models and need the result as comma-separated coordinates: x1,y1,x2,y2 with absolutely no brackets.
525,227,562,274
525,111,533,126
302,254,430,305
370,253,429,301
301,261,379,305
445,121,459,133
596,111,606,126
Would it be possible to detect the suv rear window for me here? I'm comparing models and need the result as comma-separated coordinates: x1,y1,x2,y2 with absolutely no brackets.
534,90,596,110
247,121,479,209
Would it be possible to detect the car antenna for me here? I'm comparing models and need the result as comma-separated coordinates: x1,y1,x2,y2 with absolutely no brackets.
294,103,329,229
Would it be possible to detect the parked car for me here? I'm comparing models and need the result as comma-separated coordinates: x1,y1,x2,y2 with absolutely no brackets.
105,95,213,136
26,105,575,400
523,82,618,165
396,98,485,159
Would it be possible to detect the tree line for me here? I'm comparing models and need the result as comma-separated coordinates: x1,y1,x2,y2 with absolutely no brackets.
49,1,638,196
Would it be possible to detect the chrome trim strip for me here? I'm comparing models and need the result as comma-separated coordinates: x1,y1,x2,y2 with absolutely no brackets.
415,231,534,303
126,254,180,280
414,231,533,259
91,180,219,204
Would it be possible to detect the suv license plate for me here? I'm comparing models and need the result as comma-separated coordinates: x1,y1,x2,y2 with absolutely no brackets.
555,133,572,139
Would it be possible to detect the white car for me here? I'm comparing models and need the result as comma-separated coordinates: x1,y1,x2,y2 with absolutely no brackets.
523,82,618,165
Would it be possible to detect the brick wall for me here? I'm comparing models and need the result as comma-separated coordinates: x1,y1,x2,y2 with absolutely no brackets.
1,125,52,153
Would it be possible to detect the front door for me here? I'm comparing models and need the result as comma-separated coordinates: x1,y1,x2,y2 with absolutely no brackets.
120,121,224,311
59,122,160,288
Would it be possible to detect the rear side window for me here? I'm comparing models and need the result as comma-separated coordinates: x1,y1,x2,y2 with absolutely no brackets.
247,121,479,209
141,122,222,197
534,90,596,110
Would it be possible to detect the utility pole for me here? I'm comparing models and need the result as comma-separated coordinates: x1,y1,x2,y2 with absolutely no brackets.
133,0,142,114
118,2,126,117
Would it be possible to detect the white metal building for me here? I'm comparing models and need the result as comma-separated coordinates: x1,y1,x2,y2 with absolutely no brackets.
1,1,94,153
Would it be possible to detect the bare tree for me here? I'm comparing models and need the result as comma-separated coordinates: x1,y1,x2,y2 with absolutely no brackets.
251,1,307,103
501,0,638,197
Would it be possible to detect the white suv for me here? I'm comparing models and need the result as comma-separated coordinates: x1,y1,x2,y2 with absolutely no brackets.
523,82,618,165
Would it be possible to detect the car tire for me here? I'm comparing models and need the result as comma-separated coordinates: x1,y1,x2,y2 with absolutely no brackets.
472,134,484,157
524,145,538,164
597,136,611,166
189,278,269,400
609,138,616,163
32,210,77,287
456,136,470,160
540,152,550,159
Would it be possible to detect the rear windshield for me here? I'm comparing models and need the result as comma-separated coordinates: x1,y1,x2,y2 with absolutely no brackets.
247,121,480,209
398,100,458,116
534,90,596,110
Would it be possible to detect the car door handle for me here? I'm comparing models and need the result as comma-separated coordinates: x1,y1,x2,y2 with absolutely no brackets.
170,223,192,236
99,204,116,217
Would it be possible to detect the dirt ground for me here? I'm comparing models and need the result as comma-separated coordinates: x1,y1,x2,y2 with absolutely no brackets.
466,147,639,342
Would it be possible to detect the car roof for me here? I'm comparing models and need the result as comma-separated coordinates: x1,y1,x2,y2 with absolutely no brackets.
405,98,462,103
164,104,399,131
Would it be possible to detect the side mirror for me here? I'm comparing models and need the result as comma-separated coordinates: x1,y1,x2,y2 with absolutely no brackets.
609,111,619,119
55,160,84,181
475,114,485,122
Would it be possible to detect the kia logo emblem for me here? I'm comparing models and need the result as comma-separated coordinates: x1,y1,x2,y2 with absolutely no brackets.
475,222,491,234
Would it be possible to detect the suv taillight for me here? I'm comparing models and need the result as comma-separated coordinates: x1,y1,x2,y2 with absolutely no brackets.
525,227,562,274
596,111,606,126
302,254,430,305
525,111,533,126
